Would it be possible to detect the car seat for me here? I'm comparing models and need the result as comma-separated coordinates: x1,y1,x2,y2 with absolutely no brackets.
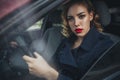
92,0,120,42
40,9,63,36
30,9,64,61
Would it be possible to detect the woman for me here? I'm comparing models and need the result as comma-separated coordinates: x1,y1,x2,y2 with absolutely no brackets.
23,0,113,80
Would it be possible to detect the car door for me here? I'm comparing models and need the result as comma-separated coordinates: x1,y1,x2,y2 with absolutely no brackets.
81,40,120,80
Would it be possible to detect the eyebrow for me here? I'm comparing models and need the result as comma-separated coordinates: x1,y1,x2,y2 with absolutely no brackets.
77,12,85,16
67,12,85,17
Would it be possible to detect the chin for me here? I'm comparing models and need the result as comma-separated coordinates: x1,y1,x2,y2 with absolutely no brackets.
76,33,85,38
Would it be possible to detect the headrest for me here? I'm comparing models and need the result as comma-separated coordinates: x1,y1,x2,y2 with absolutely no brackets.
47,10,62,24
93,0,111,27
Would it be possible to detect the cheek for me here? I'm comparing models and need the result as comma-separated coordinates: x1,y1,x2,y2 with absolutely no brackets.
68,21,74,29
82,19,91,33
83,18,91,27
68,21,73,27
84,25,90,35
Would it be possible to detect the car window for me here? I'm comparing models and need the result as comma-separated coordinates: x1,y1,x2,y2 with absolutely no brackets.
27,20,43,31
0,0,57,35
0,0,68,80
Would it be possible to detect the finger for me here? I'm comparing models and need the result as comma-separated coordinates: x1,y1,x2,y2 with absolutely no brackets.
23,55,34,62
33,52,41,58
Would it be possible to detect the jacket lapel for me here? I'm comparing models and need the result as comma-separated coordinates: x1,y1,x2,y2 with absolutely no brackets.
59,42,78,67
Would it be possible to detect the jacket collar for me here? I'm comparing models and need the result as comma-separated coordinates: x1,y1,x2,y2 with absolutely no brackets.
58,27,101,67
59,42,78,67
80,27,101,51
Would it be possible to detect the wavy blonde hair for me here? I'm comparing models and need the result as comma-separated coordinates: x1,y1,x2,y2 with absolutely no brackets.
61,0,103,38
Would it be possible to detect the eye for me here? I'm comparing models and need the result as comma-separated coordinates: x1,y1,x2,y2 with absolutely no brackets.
78,15,85,19
67,16,74,21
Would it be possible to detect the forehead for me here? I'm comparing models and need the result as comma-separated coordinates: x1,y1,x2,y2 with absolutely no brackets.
67,3,88,16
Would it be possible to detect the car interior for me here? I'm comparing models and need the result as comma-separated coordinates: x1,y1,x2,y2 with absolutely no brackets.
0,0,120,80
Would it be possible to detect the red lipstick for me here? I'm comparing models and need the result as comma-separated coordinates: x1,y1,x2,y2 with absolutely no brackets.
75,28,83,33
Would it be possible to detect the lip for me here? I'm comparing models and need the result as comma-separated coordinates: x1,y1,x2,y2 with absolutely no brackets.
75,28,83,33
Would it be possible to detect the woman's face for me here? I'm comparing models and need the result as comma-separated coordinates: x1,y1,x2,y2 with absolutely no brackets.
67,3,93,38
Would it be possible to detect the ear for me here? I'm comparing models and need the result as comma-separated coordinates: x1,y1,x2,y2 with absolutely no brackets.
89,11,94,21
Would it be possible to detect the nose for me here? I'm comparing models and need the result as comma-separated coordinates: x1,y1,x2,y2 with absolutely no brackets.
74,18,80,27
